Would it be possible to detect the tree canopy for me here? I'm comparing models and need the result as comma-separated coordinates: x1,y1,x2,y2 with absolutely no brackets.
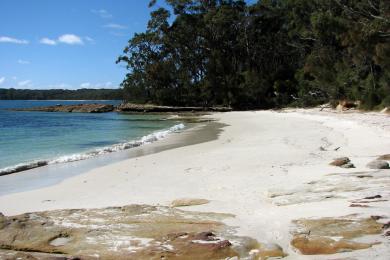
117,0,389,109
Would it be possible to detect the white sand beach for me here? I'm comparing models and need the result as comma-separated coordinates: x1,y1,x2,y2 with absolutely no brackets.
1,109,389,259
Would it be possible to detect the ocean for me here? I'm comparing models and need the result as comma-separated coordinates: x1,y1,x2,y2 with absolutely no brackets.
0,100,184,175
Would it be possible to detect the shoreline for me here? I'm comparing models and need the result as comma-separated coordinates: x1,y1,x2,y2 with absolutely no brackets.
0,119,223,195
0,122,186,177
0,109,389,259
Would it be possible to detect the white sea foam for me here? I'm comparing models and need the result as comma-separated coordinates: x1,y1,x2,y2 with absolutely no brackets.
0,123,185,175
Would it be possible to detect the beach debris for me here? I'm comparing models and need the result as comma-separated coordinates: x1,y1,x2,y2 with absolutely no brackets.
330,157,353,167
291,215,382,255
0,204,281,259
366,160,390,169
170,198,210,207
378,154,390,160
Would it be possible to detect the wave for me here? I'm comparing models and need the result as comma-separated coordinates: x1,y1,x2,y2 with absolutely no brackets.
0,123,185,176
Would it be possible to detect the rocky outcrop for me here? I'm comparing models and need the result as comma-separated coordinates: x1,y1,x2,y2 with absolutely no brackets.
117,103,232,113
0,204,285,259
367,160,390,169
291,215,383,255
12,104,114,113
336,100,360,112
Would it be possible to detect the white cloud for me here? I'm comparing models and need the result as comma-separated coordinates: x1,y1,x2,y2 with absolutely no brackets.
0,36,29,44
40,37,57,45
85,36,95,43
58,34,84,45
110,31,127,37
17,59,30,64
80,82,91,88
0,77,5,85
79,81,116,89
103,23,127,29
18,80,32,87
91,9,112,18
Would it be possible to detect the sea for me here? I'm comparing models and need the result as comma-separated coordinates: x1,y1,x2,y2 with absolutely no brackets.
0,100,184,175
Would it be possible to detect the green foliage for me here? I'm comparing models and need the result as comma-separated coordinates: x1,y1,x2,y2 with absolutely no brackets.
118,0,390,109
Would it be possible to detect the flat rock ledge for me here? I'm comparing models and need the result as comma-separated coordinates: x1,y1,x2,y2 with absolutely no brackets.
291,215,384,255
0,204,285,260
116,103,232,113
11,104,114,113
170,198,210,207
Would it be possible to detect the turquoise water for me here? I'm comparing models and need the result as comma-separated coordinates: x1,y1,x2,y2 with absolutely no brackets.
0,100,183,173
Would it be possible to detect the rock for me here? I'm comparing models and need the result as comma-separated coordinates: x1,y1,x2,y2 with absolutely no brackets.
117,103,232,113
382,221,390,230
378,154,390,160
291,236,376,255
336,100,359,112
340,162,355,168
336,104,343,112
329,157,351,167
11,104,114,113
170,198,210,207
349,204,370,208
0,204,270,259
371,215,384,221
291,216,382,255
366,160,390,169
257,243,286,259
364,195,382,200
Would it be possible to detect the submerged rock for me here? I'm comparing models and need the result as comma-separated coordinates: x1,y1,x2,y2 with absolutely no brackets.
366,160,390,169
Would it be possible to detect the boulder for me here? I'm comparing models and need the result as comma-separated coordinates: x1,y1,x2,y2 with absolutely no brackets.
340,162,355,168
366,160,390,169
329,157,350,167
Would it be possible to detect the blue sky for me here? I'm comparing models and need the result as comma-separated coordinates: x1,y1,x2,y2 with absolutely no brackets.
0,0,167,89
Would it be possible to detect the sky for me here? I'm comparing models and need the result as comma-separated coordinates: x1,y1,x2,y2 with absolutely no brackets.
0,0,168,90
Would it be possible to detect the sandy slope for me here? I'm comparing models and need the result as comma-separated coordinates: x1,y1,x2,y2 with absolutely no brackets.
0,110,389,259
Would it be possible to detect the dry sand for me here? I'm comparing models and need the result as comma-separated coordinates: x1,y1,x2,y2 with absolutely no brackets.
0,109,389,259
